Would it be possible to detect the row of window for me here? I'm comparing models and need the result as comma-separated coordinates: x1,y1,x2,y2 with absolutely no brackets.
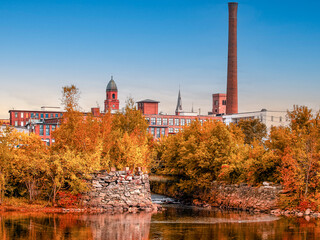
39,125,56,136
214,100,227,106
168,128,180,133
148,127,166,138
147,127,184,138
146,117,207,126
14,112,62,119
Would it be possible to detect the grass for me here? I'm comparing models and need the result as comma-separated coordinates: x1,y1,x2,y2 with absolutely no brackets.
2,197,50,209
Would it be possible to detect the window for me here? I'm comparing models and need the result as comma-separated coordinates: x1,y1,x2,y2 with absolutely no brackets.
181,119,185,126
60,114,63,117
21,112,23,118
271,116,274,122
21,121,24,127
169,128,174,133
151,118,156,125
15,121,18,126
157,118,162,125
45,125,50,136
31,113,34,118
145,118,150,123
36,113,39,118
156,128,160,138
146,127,149,133
163,118,168,125
40,125,44,136
151,128,155,136
222,100,227,105
52,125,56,132
215,100,218,106
26,113,29,118
215,109,218,113
112,93,115,99
51,114,53,118
46,139,50,146
280,117,282,122
186,119,191,125
200,119,203,125
45,114,49,118
175,128,179,133
169,118,173,126
175,119,179,126
15,112,18,118
41,114,44,119
161,128,165,136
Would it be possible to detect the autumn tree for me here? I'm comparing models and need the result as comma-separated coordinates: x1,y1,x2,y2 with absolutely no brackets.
49,85,102,203
108,98,152,170
11,132,49,202
268,105,320,209
156,120,248,198
237,118,267,144
0,127,16,203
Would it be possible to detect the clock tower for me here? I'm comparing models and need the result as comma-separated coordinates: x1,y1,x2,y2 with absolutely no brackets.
104,76,119,113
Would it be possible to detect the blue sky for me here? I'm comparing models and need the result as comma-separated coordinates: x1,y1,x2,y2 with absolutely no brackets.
1,0,320,118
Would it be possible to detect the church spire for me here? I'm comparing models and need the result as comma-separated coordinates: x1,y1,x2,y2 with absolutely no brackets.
175,88,183,115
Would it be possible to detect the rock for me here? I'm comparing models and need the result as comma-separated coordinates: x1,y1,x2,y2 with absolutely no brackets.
82,170,155,212
263,182,270,186
305,208,311,215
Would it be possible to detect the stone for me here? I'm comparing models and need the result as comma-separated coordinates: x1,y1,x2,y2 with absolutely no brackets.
305,208,311,215
297,212,304,217
82,170,155,212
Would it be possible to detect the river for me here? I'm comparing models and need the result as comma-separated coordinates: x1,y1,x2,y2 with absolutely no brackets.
0,194,319,239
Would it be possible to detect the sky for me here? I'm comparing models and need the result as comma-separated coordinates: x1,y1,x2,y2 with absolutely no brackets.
1,0,320,118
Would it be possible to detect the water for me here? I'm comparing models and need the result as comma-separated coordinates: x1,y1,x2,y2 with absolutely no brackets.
0,196,320,239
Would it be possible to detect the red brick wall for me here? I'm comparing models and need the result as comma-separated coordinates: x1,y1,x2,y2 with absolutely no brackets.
104,90,119,112
212,93,227,115
138,102,158,115
144,114,223,138
9,110,63,127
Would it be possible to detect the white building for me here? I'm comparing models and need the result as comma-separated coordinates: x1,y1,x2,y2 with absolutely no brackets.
223,109,290,130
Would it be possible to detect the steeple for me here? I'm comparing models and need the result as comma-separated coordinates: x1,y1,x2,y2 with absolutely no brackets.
175,89,183,115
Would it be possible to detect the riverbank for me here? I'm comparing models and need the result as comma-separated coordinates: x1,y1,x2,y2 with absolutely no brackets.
0,197,163,214
151,180,320,219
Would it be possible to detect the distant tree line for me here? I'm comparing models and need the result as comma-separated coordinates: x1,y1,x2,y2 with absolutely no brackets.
152,105,320,210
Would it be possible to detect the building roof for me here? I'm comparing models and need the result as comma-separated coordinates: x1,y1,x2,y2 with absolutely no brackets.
137,99,159,103
106,76,118,91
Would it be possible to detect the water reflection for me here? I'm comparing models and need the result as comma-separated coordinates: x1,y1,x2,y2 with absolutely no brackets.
1,206,320,239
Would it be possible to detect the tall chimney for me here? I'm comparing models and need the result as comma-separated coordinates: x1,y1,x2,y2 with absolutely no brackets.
226,2,238,115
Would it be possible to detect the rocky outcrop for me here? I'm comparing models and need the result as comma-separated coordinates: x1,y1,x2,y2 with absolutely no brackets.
210,182,282,212
82,168,159,212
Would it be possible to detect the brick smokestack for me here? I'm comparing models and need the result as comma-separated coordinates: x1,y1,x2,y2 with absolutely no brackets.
226,2,238,115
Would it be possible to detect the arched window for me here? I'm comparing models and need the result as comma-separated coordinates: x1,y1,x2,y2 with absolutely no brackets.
112,93,115,99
